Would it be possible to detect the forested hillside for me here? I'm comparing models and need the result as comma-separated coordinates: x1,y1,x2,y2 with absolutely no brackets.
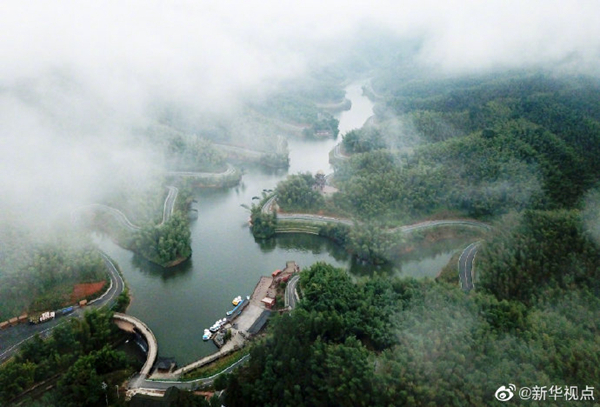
0,228,106,320
224,259,600,406
0,309,137,406
335,73,600,222
228,72,600,406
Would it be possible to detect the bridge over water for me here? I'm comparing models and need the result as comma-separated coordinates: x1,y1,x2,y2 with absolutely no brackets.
113,312,158,378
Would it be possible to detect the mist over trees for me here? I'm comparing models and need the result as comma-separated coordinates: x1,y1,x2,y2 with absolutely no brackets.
334,73,600,222
226,68,600,406
2,1,600,405
0,228,106,320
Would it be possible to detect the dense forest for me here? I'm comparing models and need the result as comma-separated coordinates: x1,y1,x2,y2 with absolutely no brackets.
233,72,600,406
0,228,107,320
263,73,600,265
131,212,192,267
332,73,600,223
224,257,600,406
145,125,228,173
87,184,193,268
0,309,134,406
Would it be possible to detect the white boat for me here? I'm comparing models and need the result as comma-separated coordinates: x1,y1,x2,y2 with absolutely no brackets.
226,299,245,316
202,329,212,341
232,296,242,306
209,318,227,333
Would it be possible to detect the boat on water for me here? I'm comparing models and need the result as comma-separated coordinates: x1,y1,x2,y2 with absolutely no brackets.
209,318,227,333
232,295,242,306
203,329,212,341
226,299,245,316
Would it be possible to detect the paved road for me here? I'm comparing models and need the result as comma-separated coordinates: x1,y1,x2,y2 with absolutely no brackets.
278,213,355,226
81,203,142,232
113,313,157,378
130,354,250,391
458,242,479,291
285,274,300,309
0,252,124,364
261,195,277,215
166,164,236,179
162,186,179,224
262,197,490,233
330,143,350,162
77,186,180,233
261,196,491,291
396,219,491,233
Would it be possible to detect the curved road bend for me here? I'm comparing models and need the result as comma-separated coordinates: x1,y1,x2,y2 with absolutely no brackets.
397,219,491,233
262,197,490,233
162,186,179,224
261,197,491,292
330,143,350,162
458,242,479,291
261,195,277,215
77,186,180,233
0,252,124,364
113,313,158,381
285,274,300,309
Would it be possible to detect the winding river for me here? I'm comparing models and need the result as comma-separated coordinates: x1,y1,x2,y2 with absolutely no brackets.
97,81,470,365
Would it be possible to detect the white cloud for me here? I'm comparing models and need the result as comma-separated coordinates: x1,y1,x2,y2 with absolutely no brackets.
1,0,598,226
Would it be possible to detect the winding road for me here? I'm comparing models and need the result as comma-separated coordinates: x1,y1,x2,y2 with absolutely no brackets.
285,274,300,309
261,196,489,291
458,242,479,291
330,143,350,162
77,186,179,233
0,252,124,364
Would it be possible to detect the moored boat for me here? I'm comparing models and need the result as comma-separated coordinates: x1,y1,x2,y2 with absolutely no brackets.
203,329,212,341
209,318,227,333
226,299,245,316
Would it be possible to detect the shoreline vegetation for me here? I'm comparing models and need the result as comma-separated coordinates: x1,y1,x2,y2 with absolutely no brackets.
227,71,600,406
6,58,600,406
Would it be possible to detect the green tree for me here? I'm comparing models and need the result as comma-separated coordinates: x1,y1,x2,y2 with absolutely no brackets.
276,173,325,212
345,223,403,264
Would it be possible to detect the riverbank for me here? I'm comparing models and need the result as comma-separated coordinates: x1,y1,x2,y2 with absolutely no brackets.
96,80,385,364
148,262,297,381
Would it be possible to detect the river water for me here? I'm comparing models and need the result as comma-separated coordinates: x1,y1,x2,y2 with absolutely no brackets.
97,81,465,365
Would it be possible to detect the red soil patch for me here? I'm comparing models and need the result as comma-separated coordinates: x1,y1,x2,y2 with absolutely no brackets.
71,281,106,302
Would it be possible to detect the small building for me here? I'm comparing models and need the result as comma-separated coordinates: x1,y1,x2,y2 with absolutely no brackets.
261,297,276,309
9,317,18,326
79,299,88,307
0,321,9,330
18,314,28,324
272,269,282,278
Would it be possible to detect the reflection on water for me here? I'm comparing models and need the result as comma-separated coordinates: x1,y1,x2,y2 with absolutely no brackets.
96,81,470,364
257,234,350,263
349,237,474,278
131,254,193,280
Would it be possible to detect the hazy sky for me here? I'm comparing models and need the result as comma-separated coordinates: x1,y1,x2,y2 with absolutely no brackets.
1,0,598,227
